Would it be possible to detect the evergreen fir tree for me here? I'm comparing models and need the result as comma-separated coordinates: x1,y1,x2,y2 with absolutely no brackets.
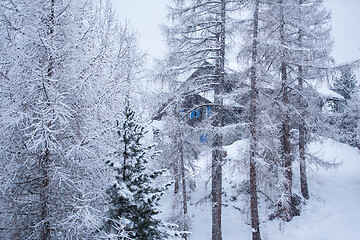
338,88,360,149
165,1,227,238
106,100,168,240
332,67,357,100
331,67,359,146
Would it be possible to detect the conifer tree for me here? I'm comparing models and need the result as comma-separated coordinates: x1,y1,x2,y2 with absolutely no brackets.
106,100,167,240
248,0,261,238
238,0,333,224
165,1,227,238
162,102,200,240
332,67,357,100
337,86,360,148
291,0,333,202
342,89,360,149
0,0,126,238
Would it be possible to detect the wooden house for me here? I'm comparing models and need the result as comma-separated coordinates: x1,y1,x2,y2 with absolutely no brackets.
152,62,247,145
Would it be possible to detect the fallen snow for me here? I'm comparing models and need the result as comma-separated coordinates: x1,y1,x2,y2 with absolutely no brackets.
158,138,360,239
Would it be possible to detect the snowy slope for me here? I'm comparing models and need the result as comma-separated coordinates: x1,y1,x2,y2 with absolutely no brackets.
158,138,360,240
263,139,360,240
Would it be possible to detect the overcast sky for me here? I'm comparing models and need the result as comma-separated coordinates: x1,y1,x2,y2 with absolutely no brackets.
114,0,360,66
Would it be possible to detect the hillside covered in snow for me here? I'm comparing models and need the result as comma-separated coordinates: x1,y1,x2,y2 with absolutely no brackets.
159,138,360,240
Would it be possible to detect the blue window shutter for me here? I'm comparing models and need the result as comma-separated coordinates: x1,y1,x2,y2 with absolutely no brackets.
190,110,196,119
196,109,200,118
200,133,208,143
207,106,212,117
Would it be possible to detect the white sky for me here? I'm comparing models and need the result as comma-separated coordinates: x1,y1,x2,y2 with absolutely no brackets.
113,0,360,66
326,0,360,64
114,0,168,60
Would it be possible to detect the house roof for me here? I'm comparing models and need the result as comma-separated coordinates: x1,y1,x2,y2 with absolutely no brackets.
152,61,245,122
316,85,345,101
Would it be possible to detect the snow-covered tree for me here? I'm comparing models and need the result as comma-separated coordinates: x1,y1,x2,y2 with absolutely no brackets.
0,1,103,238
157,100,201,240
164,1,227,239
237,0,333,225
282,0,333,203
0,0,143,239
332,67,357,100
236,0,262,238
336,88,360,149
105,100,168,240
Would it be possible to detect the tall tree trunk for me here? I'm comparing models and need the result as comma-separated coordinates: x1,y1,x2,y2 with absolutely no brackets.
40,2,55,238
249,0,261,239
279,0,293,222
211,136,223,240
179,132,188,240
298,63,309,200
174,159,180,195
280,62,292,222
173,103,181,195
298,0,309,200
298,108,309,200
211,1,225,240
40,150,51,240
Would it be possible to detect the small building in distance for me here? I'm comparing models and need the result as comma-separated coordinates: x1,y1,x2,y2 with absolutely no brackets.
152,62,247,146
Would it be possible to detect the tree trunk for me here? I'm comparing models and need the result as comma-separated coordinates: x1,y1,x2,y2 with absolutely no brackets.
299,115,309,200
249,0,261,239
279,0,293,222
211,137,223,240
179,133,188,240
298,0,309,200
298,66,309,200
280,62,292,222
40,3,55,238
211,1,225,240
40,151,51,240
174,160,180,195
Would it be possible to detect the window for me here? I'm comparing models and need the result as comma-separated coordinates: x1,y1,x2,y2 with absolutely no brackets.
190,109,201,119
196,108,200,118
206,106,212,117
200,133,208,143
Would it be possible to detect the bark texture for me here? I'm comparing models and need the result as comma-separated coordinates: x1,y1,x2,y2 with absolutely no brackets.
179,134,188,240
211,1,226,239
298,0,309,200
279,0,293,222
249,0,261,239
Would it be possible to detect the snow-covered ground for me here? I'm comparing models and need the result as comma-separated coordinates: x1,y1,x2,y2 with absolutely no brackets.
158,138,360,240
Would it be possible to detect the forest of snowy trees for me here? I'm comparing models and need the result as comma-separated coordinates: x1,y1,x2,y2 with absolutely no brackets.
0,0,359,240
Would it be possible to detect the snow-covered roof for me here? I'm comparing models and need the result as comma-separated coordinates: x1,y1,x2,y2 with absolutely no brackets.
223,98,244,108
316,86,345,101
151,120,166,130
